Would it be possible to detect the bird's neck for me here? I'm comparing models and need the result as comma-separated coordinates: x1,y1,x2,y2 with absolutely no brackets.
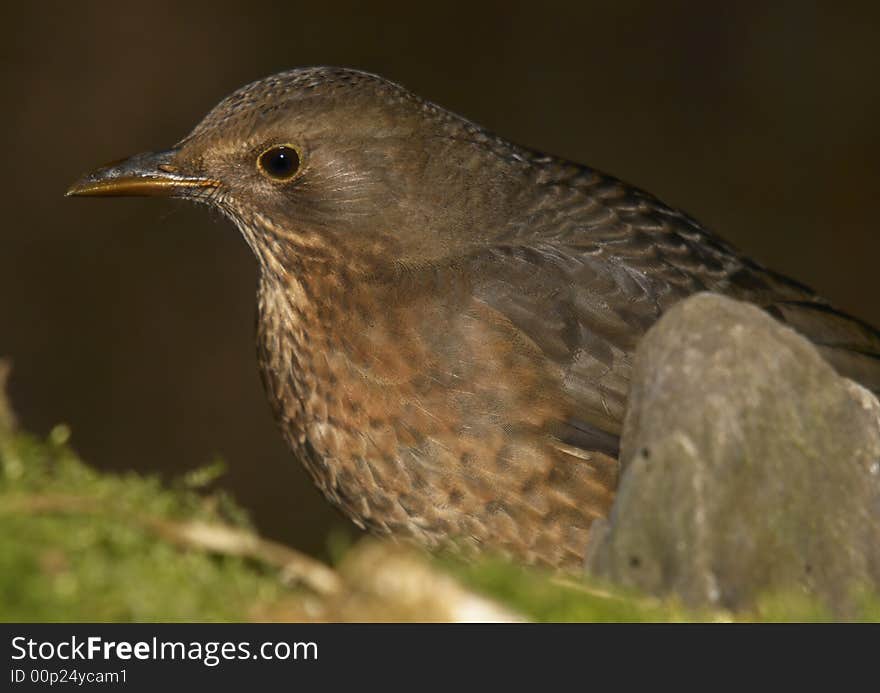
253,249,347,449
251,221,398,427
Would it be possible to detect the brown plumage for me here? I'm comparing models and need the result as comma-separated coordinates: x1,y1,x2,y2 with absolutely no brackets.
68,67,880,569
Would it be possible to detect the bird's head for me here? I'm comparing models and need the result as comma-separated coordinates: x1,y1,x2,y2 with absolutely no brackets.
68,67,534,270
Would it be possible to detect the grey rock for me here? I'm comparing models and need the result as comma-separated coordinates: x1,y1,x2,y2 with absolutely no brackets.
586,293,880,615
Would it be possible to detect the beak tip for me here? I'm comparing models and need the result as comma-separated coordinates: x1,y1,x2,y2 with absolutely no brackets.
65,170,113,198
65,177,104,198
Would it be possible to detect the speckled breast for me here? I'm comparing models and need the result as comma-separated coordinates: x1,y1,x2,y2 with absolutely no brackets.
254,265,616,569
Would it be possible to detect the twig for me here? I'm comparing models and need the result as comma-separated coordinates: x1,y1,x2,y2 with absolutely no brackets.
3,492,343,596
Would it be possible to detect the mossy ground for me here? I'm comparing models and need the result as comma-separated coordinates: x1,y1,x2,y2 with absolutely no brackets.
2,391,877,622
0,423,294,621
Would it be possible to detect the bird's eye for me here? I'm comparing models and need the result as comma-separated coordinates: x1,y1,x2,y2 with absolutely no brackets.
257,145,301,181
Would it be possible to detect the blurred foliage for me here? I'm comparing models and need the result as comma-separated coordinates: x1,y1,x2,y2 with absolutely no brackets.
446,558,691,622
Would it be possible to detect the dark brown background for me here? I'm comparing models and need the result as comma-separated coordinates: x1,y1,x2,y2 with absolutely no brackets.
2,2,878,557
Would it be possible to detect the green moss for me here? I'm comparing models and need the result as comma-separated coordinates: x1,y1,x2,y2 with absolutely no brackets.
444,556,704,622
0,424,289,622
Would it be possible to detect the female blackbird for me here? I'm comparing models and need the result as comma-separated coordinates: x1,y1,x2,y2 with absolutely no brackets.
68,68,880,568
